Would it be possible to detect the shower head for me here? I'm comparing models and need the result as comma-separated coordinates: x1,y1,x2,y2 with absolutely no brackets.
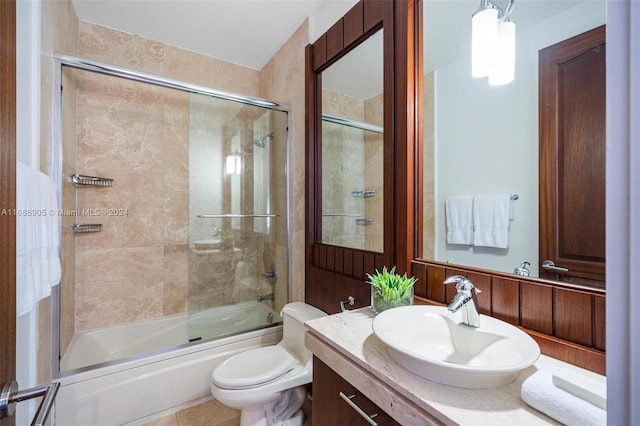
254,133,273,148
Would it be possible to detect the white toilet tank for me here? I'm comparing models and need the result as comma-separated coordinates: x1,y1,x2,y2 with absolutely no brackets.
279,302,327,364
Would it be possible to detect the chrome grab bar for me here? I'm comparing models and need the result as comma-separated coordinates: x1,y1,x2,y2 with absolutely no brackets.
0,380,60,426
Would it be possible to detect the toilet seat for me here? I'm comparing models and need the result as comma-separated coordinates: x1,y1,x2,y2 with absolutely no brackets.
213,345,297,390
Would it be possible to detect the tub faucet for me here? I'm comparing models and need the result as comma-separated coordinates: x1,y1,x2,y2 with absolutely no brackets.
256,293,274,303
444,275,482,328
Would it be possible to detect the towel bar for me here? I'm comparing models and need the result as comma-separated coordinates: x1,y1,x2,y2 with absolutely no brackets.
351,190,377,198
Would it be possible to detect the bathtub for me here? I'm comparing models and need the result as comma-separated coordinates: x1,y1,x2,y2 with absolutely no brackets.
61,301,281,371
55,302,282,425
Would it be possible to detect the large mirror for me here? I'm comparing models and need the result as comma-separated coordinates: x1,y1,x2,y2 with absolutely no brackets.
422,0,606,284
321,30,384,253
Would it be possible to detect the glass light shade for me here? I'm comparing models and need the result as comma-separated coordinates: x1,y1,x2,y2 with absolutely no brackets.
471,7,499,78
489,20,516,86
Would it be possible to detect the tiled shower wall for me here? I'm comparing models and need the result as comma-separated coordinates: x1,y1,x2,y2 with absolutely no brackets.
321,89,383,252
70,71,190,332
56,20,303,353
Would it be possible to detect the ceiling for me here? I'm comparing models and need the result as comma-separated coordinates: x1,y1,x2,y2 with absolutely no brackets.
72,0,587,77
71,0,336,70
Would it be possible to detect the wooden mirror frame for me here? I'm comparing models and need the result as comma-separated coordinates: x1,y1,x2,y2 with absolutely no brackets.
305,0,423,315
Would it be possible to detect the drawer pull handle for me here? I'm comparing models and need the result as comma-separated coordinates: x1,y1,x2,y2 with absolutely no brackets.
339,391,379,425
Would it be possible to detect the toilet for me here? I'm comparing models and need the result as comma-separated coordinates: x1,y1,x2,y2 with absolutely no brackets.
210,302,327,426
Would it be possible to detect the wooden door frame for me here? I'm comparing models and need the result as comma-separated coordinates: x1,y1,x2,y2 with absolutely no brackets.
1,0,17,425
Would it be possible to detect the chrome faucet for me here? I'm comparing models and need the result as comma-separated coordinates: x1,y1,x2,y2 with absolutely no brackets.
444,275,482,327
256,293,274,303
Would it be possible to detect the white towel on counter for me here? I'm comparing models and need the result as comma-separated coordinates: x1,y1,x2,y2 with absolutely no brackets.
521,364,606,426
16,162,61,316
445,195,473,245
472,194,511,248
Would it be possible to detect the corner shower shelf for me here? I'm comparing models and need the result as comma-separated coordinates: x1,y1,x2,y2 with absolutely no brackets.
72,224,102,233
72,174,114,187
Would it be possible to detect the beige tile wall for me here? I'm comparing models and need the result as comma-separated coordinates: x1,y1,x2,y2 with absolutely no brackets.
259,21,308,305
363,93,384,253
66,17,306,333
41,0,309,371
320,89,384,253
73,71,190,331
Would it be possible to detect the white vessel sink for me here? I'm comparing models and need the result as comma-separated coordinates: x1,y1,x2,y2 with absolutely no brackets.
372,305,540,388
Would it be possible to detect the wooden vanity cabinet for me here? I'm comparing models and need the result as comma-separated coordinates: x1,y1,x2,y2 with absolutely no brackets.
312,356,400,426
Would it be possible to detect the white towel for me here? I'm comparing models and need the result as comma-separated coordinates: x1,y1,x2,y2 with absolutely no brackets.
521,364,607,426
16,162,61,316
445,195,473,245
472,194,511,249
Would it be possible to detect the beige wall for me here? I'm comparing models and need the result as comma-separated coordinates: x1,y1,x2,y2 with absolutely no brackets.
259,21,308,304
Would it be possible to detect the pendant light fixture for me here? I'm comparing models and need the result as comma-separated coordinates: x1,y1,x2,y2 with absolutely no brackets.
471,0,515,85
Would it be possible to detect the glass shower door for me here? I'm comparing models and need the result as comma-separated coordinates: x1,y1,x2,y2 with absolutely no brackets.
187,94,288,342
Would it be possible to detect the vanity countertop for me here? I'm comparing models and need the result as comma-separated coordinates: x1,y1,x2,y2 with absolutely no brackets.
304,307,585,426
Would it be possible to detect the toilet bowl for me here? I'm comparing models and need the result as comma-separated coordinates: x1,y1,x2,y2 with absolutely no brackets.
210,302,327,426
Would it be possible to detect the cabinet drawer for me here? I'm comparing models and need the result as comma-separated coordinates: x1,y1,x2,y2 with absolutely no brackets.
312,356,399,426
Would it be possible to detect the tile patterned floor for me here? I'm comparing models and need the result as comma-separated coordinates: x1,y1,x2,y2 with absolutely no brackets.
143,399,240,426
143,396,312,426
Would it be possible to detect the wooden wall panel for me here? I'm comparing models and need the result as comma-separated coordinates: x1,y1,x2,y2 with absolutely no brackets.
326,19,344,61
334,247,344,274
312,34,327,71
343,2,364,48
521,282,554,335
554,288,593,347
426,264,445,303
594,294,606,351
411,262,427,298
353,251,364,280
468,272,491,315
363,0,385,33
491,277,520,325
364,253,375,278
326,246,335,271
306,263,372,315
317,244,327,269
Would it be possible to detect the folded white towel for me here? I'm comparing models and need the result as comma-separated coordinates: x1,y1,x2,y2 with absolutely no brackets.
445,195,473,245
16,162,61,316
472,194,511,249
521,364,607,425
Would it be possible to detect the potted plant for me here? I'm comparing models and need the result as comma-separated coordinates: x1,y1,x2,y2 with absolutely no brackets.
367,266,417,314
